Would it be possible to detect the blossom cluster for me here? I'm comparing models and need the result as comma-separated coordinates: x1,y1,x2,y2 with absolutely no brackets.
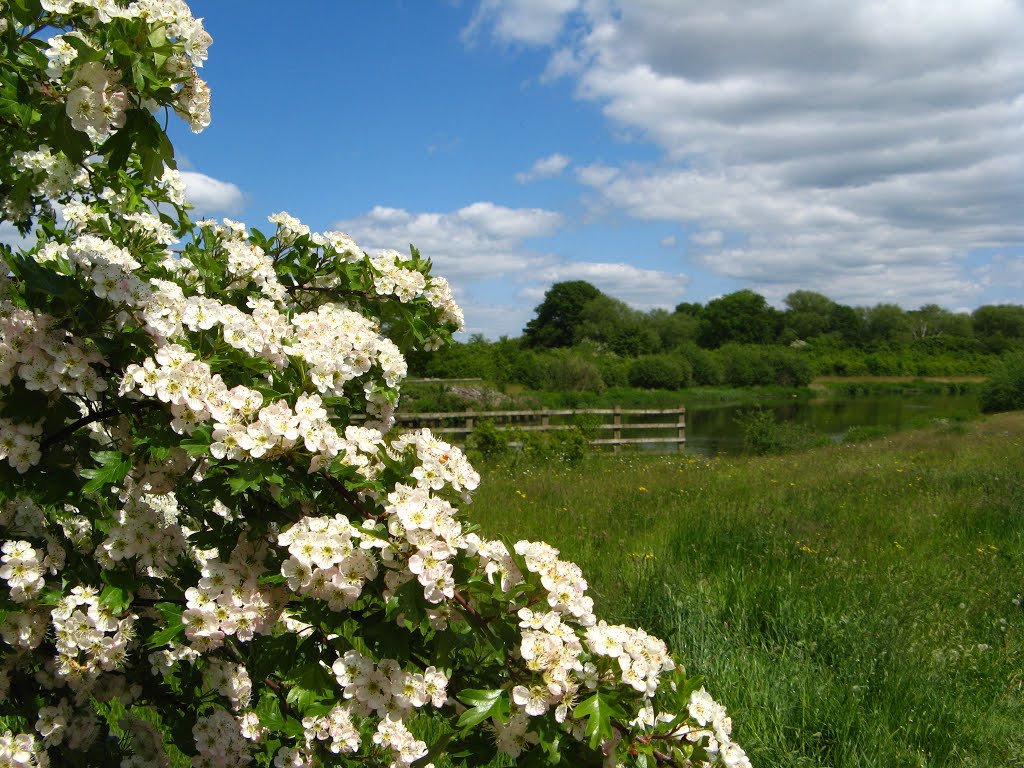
686,688,750,767
40,0,212,135
181,537,283,651
300,704,360,756
585,621,675,695
0,300,108,470
0,731,48,768
11,145,82,200
121,343,389,472
50,585,136,691
192,708,252,768
98,489,186,575
278,514,377,610
514,539,596,625
382,483,464,604
372,715,430,768
513,608,585,719
0,539,46,602
389,428,480,495
331,650,449,718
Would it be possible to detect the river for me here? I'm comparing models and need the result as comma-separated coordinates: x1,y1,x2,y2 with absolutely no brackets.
684,393,980,456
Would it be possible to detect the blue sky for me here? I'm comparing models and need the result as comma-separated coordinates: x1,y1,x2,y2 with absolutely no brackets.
167,0,1024,339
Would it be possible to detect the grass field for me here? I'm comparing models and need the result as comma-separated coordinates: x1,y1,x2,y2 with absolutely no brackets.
465,412,1024,767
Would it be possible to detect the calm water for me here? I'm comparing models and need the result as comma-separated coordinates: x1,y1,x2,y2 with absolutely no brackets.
684,394,980,456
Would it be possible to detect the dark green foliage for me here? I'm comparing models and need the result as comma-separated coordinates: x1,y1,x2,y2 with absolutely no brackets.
415,288,1023,396
523,280,604,348
546,351,607,393
574,294,661,355
465,419,510,461
979,351,1024,413
782,290,837,340
678,343,722,385
594,355,630,389
718,344,813,387
973,304,1024,352
697,290,781,348
627,355,691,390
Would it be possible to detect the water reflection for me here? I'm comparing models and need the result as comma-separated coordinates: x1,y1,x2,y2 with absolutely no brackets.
684,394,979,457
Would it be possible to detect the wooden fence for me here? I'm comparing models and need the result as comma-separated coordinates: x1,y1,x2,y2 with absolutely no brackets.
371,406,686,452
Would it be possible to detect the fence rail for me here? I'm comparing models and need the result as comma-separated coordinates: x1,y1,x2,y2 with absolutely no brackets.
368,406,686,452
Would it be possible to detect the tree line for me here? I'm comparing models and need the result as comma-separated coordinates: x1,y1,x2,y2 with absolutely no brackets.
409,281,1024,390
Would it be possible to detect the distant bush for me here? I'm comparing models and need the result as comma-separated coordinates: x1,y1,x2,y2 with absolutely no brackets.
628,355,692,390
719,344,813,387
679,343,723,385
465,418,511,461
517,426,590,466
595,354,631,388
547,351,606,392
979,352,1024,413
735,409,829,454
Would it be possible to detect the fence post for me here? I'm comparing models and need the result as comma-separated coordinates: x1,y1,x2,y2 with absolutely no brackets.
677,405,686,452
613,406,622,453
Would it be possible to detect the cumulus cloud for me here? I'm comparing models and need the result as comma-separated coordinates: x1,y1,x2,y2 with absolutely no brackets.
473,0,1024,310
462,0,579,46
181,171,245,216
690,230,722,246
515,153,571,183
335,201,689,337
335,201,563,284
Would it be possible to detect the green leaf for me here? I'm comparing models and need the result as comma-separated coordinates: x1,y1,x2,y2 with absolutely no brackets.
148,602,184,648
81,451,131,494
179,423,213,456
36,588,64,606
99,584,133,614
227,462,264,494
574,692,624,751
283,662,334,714
255,691,287,732
456,688,508,729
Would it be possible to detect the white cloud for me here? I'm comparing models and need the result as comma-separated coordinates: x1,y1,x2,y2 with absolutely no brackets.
976,253,1024,291
659,234,677,248
336,201,563,284
463,0,579,46
574,163,619,187
181,171,245,216
476,0,1024,310
690,230,722,246
515,153,571,183
335,200,690,336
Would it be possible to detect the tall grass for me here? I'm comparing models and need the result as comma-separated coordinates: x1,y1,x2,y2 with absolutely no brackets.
466,413,1024,767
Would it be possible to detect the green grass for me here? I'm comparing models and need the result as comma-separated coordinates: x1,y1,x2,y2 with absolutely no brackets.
465,412,1024,767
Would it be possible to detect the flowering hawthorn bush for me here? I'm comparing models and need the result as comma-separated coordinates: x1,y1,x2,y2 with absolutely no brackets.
0,2,751,766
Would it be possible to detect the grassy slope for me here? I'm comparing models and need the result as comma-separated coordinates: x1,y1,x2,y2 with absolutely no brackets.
466,413,1024,768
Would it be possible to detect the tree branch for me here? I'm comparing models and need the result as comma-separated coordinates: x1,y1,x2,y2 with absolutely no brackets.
40,399,161,452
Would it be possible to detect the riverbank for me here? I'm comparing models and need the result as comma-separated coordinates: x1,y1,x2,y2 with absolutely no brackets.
467,412,1024,767
404,377,988,414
